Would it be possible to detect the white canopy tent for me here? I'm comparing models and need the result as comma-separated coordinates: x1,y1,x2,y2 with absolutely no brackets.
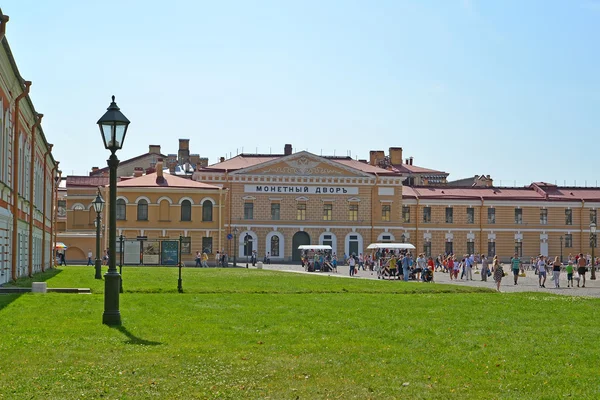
298,245,333,251
367,243,416,250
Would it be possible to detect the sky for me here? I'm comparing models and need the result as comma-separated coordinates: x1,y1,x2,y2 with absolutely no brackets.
2,0,599,186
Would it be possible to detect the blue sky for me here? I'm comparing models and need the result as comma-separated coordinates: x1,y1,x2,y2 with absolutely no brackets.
3,0,599,185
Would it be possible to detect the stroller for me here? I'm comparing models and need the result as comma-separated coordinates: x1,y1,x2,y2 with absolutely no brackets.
422,267,433,282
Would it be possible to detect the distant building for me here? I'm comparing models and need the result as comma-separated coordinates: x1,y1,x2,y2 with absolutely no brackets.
447,174,494,187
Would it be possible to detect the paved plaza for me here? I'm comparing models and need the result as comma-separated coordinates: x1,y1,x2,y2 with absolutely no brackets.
255,262,600,297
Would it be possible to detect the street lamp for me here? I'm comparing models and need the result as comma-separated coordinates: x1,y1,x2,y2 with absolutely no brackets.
178,235,183,292
92,189,105,279
244,234,250,268
233,227,238,267
559,236,563,264
591,223,596,280
97,95,130,326
401,234,406,243
119,234,124,293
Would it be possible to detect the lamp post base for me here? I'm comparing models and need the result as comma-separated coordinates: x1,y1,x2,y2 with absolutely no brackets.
95,259,102,280
102,271,121,325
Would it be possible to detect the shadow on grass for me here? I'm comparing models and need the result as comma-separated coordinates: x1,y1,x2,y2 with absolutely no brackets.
0,268,65,313
113,326,163,346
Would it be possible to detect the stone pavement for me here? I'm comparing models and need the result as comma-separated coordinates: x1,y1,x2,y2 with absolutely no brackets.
257,262,600,298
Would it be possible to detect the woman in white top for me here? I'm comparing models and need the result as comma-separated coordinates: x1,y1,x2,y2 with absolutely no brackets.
537,256,547,288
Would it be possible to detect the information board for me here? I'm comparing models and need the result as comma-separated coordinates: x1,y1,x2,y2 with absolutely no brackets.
161,241,179,265
123,240,140,265
142,241,160,265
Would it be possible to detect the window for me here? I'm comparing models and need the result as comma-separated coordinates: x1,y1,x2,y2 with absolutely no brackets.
349,204,358,221
244,202,254,220
116,199,126,220
515,208,523,224
565,234,573,248
423,207,431,223
181,200,191,221
445,207,453,224
270,235,280,257
565,209,572,225
181,237,191,254
137,199,148,221
514,241,523,257
488,241,496,257
591,209,597,225
423,241,431,257
445,241,453,255
271,203,280,220
202,237,213,253
323,204,332,221
488,208,495,224
381,235,392,243
202,201,213,222
322,234,333,247
467,241,475,255
540,208,547,225
466,208,474,224
402,206,410,223
297,203,306,220
382,204,391,221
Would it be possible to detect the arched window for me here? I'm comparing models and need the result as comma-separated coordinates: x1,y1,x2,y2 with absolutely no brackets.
137,199,148,221
270,235,280,257
181,200,191,221
116,199,126,220
202,201,213,222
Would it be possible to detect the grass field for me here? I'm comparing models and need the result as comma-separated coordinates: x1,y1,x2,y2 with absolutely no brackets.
1,266,599,399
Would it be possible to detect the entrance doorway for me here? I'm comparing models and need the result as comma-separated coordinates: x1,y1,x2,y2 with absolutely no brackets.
348,234,359,257
292,231,310,261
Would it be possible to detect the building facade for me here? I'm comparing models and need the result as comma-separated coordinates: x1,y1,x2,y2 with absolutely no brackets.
0,10,59,283
193,147,404,262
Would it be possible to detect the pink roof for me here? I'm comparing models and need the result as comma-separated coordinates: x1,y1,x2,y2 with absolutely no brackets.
543,187,600,201
403,186,545,201
66,176,110,187
117,172,221,190
333,158,400,175
392,163,448,175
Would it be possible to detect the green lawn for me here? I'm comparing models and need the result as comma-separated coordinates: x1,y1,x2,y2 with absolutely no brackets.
1,266,599,399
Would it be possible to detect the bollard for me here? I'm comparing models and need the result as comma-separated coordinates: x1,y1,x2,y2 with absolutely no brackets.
32,282,47,293
256,261,263,270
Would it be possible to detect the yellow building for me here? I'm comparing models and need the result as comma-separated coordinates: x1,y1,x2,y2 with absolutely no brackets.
193,146,404,261
59,161,225,264
0,10,59,283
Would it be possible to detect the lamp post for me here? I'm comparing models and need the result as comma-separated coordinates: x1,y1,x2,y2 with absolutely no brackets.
92,189,105,279
119,234,124,293
178,235,183,292
233,227,238,267
244,234,250,268
97,95,130,326
591,223,597,280
559,235,563,264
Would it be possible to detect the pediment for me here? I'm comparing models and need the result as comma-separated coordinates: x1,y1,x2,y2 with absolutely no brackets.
231,151,372,178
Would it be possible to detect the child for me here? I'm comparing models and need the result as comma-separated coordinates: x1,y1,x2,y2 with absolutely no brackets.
566,261,574,287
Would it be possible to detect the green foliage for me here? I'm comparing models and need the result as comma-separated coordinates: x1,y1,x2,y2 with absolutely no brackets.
0,267,598,399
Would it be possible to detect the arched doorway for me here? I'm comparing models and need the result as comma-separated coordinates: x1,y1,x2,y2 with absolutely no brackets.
292,231,310,261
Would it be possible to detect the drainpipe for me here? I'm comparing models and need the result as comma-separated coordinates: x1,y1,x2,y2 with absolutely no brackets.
581,200,585,254
480,196,484,256
53,167,61,268
11,80,31,281
0,14,9,42
415,193,420,254
41,144,53,272
218,187,222,257
27,113,43,277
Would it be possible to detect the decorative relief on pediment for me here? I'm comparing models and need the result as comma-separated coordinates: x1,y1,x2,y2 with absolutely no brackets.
261,155,344,176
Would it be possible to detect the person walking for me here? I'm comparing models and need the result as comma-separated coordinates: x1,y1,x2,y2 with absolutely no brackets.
87,249,93,266
577,253,587,287
464,255,474,280
195,251,202,267
510,253,521,285
401,253,412,282
481,254,489,282
552,256,561,288
492,257,503,292
566,260,574,287
201,251,209,267
537,255,547,288
348,255,356,277
388,254,398,280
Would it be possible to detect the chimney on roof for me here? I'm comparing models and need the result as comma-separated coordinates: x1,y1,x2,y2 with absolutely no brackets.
133,167,144,177
156,159,164,178
220,156,225,163
198,157,208,167
178,139,190,164
91,167,99,174
149,145,161,154
284,144,293,156
369,150,385,166
389,147,403,165
409,157,413,166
